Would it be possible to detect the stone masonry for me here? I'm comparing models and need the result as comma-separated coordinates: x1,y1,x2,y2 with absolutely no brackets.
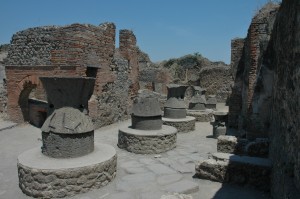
228,1,300,198
228,3,280,136
5,22,140,128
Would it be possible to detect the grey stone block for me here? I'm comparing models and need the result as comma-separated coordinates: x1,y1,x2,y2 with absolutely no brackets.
195,152,272,191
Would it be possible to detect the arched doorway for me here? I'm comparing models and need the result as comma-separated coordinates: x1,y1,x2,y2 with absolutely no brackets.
18,81,36,122
17,76,48,127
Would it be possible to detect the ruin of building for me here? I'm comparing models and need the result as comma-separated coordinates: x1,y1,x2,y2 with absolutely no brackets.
162,84,196,133
4,22,139,129
118,91,177,154
17,77,117,198
196,1,300,198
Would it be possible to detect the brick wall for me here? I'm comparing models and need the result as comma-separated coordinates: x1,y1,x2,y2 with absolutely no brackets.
119,30,140,99
228,3,279,136
228,38,245,128
5,66,82,122
5,22,140,127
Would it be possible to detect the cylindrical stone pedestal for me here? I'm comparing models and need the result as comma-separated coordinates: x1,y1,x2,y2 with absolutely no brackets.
41,107,95,158
164,107,186,119
118,125,177,154
162,116,196,133
17,144,117,198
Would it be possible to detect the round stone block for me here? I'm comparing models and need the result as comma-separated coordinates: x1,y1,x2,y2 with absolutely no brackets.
162,116,196,133
41,131,94,158
17,144,117,198
118,125,177,154
164,107,186,119
131,115,162,130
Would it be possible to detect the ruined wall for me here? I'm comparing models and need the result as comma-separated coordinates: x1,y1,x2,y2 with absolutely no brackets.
228,3,279,136
228,38,245,128
0,45,8,119
268,0,300,198
119,30,139,99
230,38,245,80
137,49,171,94
198,66,232,102
5,23,139,127
5,66,83,122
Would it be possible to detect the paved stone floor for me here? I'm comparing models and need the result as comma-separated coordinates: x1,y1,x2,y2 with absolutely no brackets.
0,105,270,199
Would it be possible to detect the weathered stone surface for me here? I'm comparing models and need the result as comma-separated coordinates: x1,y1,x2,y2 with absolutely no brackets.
4,23,140,129
157,174,183,185
217,135,238,154
41,107,94,134
132,94,162,117
41,131,94,158
118,125,177,154
161,193,193,199
163,180,199,194
206,95,217,109
246,138,269,158
212,126,226,138
158,158,194,173
228,3,279,136
166,84,188,99
17,145,117,198
39,77,95,112
195,152,271,191
187,110,213,122
162,116,195,133
164,107,186,119
146,164,177,175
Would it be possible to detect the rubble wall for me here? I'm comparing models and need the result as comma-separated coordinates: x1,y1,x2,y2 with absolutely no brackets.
5,23,139,127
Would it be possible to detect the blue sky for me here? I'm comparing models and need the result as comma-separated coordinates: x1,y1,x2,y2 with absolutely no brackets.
0,0,272,64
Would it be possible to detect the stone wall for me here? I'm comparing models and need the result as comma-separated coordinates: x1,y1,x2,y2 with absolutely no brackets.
268,0,300,198
228,3,279,135
4,22,140,128
228,39,245,129
228,0,300,197
198,66,232,102
230,38,245,80
0,45,8,119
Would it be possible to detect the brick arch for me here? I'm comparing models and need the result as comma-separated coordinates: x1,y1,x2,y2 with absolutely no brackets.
16,75,42,122
7,75,43,123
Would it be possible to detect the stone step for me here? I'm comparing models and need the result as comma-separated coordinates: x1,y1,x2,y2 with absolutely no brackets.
217,135,269,158
195,152,272,191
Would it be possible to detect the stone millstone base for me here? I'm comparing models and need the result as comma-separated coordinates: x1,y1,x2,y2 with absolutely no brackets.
162,116,196,133
118,125,177,154
187,110,213,122
17,144,117,198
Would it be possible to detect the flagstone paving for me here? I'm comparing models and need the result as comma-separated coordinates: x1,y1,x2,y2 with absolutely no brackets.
0,105,270,198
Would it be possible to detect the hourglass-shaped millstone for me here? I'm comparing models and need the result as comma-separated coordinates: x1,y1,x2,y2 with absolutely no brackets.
39,77,96,158
164,84,188,119
131,95,162,130
18,76,117,198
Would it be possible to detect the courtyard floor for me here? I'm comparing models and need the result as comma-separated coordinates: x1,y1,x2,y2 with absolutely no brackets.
0,105,270,199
